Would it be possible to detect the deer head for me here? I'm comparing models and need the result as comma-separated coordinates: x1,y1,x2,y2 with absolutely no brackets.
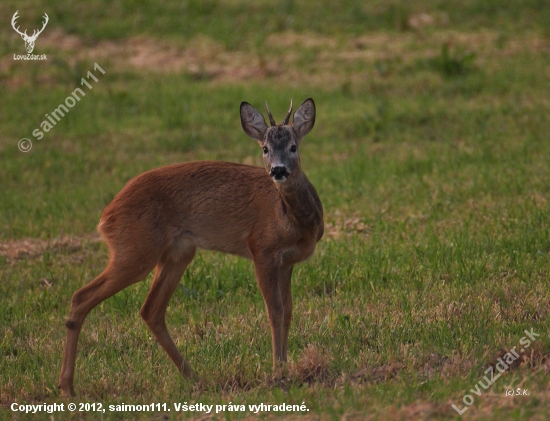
12,11,49,54
240,98,316,183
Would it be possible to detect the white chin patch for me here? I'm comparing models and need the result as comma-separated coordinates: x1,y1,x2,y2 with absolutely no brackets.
272,176,287,183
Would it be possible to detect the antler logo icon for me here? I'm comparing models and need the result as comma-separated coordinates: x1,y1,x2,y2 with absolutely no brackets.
12,11,49,54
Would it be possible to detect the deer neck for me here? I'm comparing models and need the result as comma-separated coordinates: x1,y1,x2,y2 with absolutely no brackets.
276,170,323,230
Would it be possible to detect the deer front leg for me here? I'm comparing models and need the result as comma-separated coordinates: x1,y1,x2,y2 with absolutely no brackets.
254,258,287,368
279,265,294,360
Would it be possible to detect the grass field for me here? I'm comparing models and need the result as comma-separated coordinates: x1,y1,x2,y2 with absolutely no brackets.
1,0,550,419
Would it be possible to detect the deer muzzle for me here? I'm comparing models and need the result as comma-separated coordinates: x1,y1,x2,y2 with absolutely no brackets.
270,166,289,182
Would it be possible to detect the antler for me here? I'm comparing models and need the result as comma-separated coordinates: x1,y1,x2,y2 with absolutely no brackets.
11,11,28,37
12,11,49,40
282,99,293,126
30,13,49,40
265,101,276,127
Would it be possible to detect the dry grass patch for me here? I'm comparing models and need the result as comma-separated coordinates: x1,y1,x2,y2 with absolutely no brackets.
348,362,405,384
3,27,548,89
266,32,338,49
485,341,550,376
22,30,278,81
0,233,101,263
325,216,372,239
289,344,332,385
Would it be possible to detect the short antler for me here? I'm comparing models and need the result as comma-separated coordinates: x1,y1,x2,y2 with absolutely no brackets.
282,99,293,126
11,11,28,37
265,101,276,127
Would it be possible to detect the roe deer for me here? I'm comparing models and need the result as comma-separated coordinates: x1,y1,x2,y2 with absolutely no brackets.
58,98,323,396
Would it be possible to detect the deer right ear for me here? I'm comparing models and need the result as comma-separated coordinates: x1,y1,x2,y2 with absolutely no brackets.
240,102,268,141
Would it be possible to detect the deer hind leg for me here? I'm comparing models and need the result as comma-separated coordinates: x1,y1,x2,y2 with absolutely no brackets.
140,243,196,378
58,255,158,397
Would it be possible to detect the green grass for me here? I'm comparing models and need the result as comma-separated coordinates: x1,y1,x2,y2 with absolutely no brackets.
2,0,550,419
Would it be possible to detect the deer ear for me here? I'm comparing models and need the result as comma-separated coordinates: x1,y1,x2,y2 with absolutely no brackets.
240,102,268,141
292,98,315,138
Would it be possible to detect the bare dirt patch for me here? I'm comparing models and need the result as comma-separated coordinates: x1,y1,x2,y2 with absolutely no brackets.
36,29,279,82
0,233,101,263
4,28,547,88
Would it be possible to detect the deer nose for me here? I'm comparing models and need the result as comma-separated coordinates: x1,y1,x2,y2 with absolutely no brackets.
270,166,289,181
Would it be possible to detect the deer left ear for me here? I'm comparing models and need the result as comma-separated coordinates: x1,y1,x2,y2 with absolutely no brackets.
292,98,315,139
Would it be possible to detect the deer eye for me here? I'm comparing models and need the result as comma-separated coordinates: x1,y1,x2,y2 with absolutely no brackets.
263,146,268,154
290,145,297,153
